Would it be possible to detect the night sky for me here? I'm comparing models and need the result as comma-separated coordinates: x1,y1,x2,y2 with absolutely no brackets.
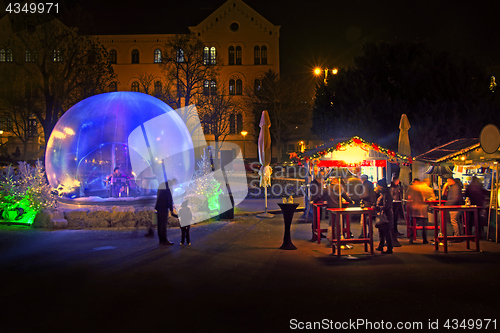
3,0,500,79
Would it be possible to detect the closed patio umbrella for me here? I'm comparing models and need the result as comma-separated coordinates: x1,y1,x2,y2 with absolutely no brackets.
257,111,274,218
398,114,412,187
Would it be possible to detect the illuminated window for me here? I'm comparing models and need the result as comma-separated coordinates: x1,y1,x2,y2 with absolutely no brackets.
28,118,38,137
131,81,139,92
176,48,184,63
210,80,217,95
203,115,213,134
228,46,234,65
131,49,139,63
53,49,62,62
236,79,242,95
254,46,260,65
229,79,235,95
25,49,36,62
254,79,261,91
154,49,162,63
203,80,210,95
203,47,209,65
6,49,13,62
210,47,216,65
235,46,242,65
261,46,267,65
109,50,117,64
0,49,5,62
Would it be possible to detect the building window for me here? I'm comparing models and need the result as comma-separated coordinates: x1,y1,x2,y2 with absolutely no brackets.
210,47,216,65
109,50,117,64
229,79,235,95
109,82,117,92
254,79,261,91
203,47,209,65
131,81,139,92
228,46,235,65
6,49,13,62
254,46,260,65
237,114,243,133
204,80,210,96
25,49,34,62
176,48,184,63
236,79,242,95
131,49,139,63
261,46,267,65
204,46,216,65
229,114,236,134
0,49,5,62
210,80,217,95
53,49,62,62
203,115,212,134
235,46,242,65
154,81,162,96
28,118,38,137
154,49,162,63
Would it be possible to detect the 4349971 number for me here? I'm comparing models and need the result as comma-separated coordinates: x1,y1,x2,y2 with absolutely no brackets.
5,3,59,14
444,319,496,330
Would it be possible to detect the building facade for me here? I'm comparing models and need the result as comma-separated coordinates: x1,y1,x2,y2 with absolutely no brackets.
94,0,280,161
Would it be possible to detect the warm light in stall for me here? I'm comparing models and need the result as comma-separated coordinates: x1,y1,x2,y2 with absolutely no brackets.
331,145,367,165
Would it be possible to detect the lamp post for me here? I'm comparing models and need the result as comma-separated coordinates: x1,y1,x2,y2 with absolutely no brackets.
0,130,3,153
314,67,338,83
241,130,248,159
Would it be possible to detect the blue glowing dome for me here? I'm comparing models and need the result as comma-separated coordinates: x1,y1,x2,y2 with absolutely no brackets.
46,92,194,199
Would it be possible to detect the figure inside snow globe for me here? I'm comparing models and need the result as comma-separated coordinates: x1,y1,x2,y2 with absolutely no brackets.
106,166,129,198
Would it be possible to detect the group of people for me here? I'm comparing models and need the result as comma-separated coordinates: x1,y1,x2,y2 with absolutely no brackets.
310,172,404,254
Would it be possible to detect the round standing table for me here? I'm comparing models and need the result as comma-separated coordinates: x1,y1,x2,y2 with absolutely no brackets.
278,203,299,250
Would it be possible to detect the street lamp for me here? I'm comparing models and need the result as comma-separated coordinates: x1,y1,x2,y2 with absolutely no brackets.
313,67,338,83
241,130,248,159
0,130,3,152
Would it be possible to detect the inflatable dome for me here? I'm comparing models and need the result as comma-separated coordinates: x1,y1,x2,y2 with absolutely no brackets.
45,92,194,200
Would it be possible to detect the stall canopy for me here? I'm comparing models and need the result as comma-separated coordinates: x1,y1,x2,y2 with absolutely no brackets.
414,138,481,164
291,136,412,169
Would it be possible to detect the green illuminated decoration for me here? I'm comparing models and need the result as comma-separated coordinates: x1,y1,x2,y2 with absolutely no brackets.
0,161,57,225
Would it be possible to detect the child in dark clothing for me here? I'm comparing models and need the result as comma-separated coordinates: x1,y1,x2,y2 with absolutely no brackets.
179,200,192,245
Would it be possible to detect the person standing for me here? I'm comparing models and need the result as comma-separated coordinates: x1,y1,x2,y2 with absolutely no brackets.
358,175,375,238
375,178,394,254
390,175,404,236
445,177,464,237
179,200,192,245
155,179,177,245
465,176,488,235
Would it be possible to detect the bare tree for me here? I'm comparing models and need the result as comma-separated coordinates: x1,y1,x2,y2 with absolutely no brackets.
2,12,115,145
246,70,310,163
160,33,220,110
133,72,159,96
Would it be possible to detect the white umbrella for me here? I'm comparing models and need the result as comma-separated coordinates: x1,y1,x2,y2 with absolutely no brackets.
398,114,411,187
257,111,274,218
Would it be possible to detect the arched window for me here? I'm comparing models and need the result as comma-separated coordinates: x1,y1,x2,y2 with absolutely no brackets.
109,50,117,64
229,79,235,95
131,81,139,92
154,81,162,96
261,46,267,65
203,47,209,65
53,49,62,62
254,79,261,91
237,114,243,133
109,82,117,92
131,49,139,63
228,46,235,65
235,46,242,65
203,80,210,96
0,49,5,62
254,46,260,65
25,50,32,62
176,48,184,63
154,49,162,63
6,49,13,62
210,47,216,65
236,79,242,95
229,114,236,134
203,115,212,134
210,80,217,95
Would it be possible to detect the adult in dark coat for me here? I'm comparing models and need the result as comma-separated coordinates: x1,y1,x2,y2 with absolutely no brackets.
155,180,177,245
375,178,394,253
465,176,488,235
390,175,404,236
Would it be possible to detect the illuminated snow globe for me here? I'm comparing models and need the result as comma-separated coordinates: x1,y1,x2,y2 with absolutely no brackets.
45,92,194,202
